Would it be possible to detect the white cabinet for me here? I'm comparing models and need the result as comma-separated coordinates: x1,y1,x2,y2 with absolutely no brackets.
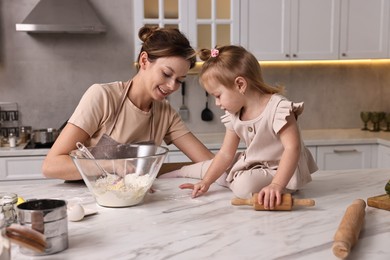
339,0,390,59
316,145,374,170
377,145,390,168
306,145,317,162
241,0,341,60
0,156,46,181
241,0,390,61
165,151,191,163
133,0,240,59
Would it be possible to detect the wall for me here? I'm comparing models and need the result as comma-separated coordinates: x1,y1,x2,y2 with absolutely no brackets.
1,0,390,135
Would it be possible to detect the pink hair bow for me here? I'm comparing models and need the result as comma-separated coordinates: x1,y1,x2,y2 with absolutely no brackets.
211,48,219,58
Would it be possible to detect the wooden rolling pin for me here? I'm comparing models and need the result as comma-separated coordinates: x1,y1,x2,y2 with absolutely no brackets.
231,193,315,211
332,199,366,259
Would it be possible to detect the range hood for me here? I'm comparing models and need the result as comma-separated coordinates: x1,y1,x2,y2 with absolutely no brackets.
16,0,106,34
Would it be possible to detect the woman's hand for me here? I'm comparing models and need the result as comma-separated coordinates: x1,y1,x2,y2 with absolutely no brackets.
257,183,284,210
179,181,211,198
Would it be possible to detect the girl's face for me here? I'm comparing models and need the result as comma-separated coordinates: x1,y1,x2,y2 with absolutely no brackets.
141,53,190,101
203,76,245,115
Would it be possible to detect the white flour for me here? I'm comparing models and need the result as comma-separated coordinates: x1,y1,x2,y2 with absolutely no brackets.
92,173,153,207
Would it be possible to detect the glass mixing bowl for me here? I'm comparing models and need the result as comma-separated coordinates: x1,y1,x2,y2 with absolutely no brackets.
69,144,168,207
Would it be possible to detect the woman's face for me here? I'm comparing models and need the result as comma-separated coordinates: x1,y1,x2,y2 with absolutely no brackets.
142,54,190,101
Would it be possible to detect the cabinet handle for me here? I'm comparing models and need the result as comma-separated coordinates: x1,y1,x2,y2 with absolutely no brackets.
292,54,297,58
333,149,358,153
285,54,290,58
342,53,347,57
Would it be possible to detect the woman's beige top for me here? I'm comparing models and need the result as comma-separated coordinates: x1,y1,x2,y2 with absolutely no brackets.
68,80,190,147
223,94,318,190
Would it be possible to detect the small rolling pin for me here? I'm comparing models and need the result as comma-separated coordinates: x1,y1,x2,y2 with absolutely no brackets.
231,193,315,211
332,199,366,259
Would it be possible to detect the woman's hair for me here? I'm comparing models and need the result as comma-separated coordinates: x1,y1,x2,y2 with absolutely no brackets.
137,26,196,70
199,45,284,94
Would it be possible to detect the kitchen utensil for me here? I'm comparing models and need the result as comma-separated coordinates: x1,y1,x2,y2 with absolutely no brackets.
69,143,168,207
6,224,47,253
32,128,58,145
201,91,213,121
76,142,110,178
332,199,366,259
178,82,189,121
367,194,390,210
231,193,315,211
17,199,68,256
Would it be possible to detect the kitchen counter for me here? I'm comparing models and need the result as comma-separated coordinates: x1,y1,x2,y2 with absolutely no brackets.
1,169,389,259
166,128,390,152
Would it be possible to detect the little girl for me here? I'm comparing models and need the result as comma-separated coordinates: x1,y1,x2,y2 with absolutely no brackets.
162,45,317,209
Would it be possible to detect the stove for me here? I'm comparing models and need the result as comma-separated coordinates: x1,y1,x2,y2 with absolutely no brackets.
24,141,53,149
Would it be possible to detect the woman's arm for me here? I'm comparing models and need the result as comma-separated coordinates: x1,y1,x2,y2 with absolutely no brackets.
42,123,90,180
172,132,214,162
258,116,301,209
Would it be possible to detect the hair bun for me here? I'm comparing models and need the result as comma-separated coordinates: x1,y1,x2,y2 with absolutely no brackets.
199,48,211,61
138,26,158,43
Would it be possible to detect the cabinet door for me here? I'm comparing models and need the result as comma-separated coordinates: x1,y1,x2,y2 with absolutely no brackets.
0,156,45,181
166,151,191,163
290,0,340,60
188,0,240,50
241,0,340,60
134,0,240,59
377,145,390,168
240,0,291,60
316,145,372,170
339,0,390,59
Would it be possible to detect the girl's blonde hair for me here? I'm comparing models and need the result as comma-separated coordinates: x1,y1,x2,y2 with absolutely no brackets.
136,26,196,70
199,45,284,94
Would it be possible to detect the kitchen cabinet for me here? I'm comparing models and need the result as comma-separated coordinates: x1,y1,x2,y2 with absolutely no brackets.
133,0,240,59
339,0,390,59
165,147,246,163
377,144,390,168
306,145,317,162
0,156,46,181
241,0,341,60
241,0,390,61
316,144,374,170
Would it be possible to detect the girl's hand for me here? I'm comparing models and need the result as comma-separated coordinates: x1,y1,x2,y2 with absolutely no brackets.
179,181,210,198
257,183,284,210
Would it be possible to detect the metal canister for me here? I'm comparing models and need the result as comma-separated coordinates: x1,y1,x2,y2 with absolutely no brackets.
17,199,68,256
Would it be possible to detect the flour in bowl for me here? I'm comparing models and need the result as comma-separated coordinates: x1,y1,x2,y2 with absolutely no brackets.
92,173,153,207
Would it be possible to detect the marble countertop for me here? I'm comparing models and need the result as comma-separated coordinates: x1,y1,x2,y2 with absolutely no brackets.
1,169,389,259
2,128,390,156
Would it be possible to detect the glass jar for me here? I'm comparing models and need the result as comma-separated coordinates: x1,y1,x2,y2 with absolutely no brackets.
8,133,16,148
0,214,11,260
19,126,32,144
0,193,17,226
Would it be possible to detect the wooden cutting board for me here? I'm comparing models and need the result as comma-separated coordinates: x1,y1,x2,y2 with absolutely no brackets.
367,194,390,211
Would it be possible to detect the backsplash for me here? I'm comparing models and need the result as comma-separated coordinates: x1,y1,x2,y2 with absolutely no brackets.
1,0,390,134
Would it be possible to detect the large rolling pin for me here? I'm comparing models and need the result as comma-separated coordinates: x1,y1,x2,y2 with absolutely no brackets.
231,193,315,211
332,199,366,259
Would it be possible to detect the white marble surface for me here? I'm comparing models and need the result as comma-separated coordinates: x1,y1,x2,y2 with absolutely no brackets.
1,169,389,259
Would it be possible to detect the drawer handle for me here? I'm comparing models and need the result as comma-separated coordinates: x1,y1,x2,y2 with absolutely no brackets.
333,149,358,153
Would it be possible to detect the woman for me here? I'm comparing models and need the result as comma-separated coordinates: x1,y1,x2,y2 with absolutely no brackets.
42,26,214,180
